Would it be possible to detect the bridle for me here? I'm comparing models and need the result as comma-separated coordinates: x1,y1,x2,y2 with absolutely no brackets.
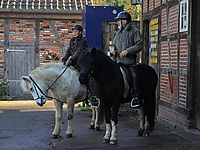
29,65,69,102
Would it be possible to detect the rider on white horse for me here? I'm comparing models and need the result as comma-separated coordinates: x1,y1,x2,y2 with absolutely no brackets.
62,24,99,107
110,11,143,108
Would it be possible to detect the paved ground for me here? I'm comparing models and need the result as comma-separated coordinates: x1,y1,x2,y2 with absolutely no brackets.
0,100,200,150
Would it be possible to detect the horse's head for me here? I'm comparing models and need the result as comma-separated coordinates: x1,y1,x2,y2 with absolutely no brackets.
78,47,97,85
21,76,46,106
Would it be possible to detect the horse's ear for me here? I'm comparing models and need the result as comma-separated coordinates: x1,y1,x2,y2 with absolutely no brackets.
21,76,31,83
91,47,97,57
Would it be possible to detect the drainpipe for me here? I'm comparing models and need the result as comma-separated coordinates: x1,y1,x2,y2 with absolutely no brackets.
166,4,174,102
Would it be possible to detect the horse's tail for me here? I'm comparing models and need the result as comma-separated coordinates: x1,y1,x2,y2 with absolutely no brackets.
138,63,157,132
99,107,104,124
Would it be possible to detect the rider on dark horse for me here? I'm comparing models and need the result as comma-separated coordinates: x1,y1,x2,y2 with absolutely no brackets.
62,24,98,107
110,11,143,108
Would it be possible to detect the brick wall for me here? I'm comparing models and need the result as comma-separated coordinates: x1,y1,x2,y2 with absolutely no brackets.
155,0,161,8
143,0,193,129
179,39,188,109
180,39,188,70
170,40,178,69
161,9,167,36
159,105,189,126
143,0,148,13
149,0,154,11
162,0,166,4
0,19,81,81
169,5,179,35
160,40,178,104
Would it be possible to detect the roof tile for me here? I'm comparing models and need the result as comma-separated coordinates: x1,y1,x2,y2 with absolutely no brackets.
0,0,93,11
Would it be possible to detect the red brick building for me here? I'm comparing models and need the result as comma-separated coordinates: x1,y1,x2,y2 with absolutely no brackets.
142,0,200,129
0,0,92,97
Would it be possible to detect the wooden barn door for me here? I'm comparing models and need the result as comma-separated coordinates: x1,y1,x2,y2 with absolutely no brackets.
7,46,35,97
102,21,118,54
4,19,40,99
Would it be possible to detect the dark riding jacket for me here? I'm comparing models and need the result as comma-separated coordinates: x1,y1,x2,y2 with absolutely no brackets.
112,24,143,65
63,34,88,63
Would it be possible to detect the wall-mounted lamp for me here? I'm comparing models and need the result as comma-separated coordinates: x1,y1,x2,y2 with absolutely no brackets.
131,0,143,5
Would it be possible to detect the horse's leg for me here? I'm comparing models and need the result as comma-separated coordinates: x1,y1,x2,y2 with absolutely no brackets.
52,100,63,139
137,106,145,137
144,116,150,137
66,99,75,138
89,106,96,129
94,107,101,131
109,104,119,145
103,107,111,143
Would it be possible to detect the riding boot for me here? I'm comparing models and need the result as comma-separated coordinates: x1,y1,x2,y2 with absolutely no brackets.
88,78,100,107
130,67,140,108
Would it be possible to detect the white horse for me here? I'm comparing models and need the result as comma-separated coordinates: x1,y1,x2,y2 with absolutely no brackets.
21,63,104,138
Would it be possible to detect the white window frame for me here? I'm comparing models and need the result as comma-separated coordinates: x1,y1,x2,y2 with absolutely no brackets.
180,0,189,32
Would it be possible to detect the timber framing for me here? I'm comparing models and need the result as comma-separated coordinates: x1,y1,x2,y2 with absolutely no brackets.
0,10,82,20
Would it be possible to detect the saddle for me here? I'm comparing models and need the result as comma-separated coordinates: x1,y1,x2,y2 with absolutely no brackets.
118,63,136,100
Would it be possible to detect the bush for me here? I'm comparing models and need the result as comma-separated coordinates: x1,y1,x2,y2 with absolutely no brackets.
0,82,8,95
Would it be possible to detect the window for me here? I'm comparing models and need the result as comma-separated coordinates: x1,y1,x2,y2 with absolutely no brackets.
180,0,188,32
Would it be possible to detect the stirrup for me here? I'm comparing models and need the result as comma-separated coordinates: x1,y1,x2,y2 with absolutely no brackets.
90,96,100,108
131,97,140,108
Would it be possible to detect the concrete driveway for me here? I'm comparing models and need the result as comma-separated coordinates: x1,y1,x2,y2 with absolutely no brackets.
1,100,200,150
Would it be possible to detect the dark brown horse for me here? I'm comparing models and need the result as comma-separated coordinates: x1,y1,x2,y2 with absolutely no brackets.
78,47,158,144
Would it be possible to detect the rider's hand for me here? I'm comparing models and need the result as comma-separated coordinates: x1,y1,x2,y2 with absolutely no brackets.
110,49,116,56
62,56,68,65
67,58,74,67
120,50,128,58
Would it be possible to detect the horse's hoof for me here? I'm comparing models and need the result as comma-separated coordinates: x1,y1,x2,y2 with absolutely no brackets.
102,139,110,143
89,125,95,129
66,134,72,138
95,127,100,131
144,131,150,137
110,140,117,145
52,134,59,139
136,129,144,137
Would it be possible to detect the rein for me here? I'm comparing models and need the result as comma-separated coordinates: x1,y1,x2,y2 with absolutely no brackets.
97,69,115,83
29,65,69,102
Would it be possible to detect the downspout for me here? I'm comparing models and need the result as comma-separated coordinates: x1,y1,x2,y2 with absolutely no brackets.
166,4,174,102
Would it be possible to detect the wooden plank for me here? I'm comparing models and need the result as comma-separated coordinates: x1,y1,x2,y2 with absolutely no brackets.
48,20,65,55
0,11,82,20
4,19,9,82
35,20,40,68
0,41,69,47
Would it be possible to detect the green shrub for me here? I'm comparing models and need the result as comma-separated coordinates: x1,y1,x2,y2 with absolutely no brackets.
0,82,8,95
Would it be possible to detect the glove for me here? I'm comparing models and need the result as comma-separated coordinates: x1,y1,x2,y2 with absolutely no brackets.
67,58,74,67
62,56,68,65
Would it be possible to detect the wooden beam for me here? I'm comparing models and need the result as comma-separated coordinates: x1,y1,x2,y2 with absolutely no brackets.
4,19,9,81
48,20,65,55
34,20,40,68
0,10,82,20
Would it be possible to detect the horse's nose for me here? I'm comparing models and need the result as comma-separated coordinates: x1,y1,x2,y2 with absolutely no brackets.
37,102,43,107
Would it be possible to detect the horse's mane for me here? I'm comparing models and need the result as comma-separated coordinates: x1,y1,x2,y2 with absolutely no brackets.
78,48,112,65
30,63,65,80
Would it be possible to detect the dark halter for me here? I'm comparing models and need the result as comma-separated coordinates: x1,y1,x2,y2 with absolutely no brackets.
29,65,69,102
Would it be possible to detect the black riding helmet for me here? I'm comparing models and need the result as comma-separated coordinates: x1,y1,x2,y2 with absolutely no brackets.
72,24,83,32
115,11,131,23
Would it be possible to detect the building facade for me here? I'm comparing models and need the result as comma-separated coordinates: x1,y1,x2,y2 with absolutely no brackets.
142,0,200,129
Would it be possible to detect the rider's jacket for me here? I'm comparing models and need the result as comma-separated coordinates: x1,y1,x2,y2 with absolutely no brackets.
64,34,88,63
112,23,143,66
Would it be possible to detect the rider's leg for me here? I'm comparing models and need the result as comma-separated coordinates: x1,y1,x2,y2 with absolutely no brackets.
88,78,99,107
130,67,140,108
